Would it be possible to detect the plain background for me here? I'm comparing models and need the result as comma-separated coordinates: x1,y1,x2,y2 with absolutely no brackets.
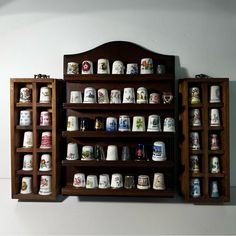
0,0,236,235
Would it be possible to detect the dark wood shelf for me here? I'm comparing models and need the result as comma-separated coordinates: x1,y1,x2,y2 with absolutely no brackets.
63,103,174,111
38,171,52,175
16,170,34,175
189,173,204,178
208,126,224,131
62,160,174,168
189,126,203,131
12,193,55,201
208,173,224,178
208,150,224,155
16,125,33,130
36,103,52,107
189,150,203,155
62,131,175,138
208,103,224,108
36,125,52,130
61,185,175,197
188,104,203,108
36,148,52,153
16,102,32,107
64,74,174,82
16,147,33,153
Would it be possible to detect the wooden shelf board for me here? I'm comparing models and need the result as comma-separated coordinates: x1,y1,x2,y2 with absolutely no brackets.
61,186,175,197
62,131,175,138
36,103,52,107
36,148,52,153
37,171,52,175
12,193,56,201
16,102,32,107
189,126,203,131
64,74,174,82
62,160,174,168
16,170,34,175
63,103,174,110
36,125,52,130
16,148,33,153
208,173,225,178
208,126,224,131
189,173,204,178
16,125,33,130
208,103,224,108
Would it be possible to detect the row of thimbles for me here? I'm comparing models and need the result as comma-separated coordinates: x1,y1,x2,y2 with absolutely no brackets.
73,173,166,190
21,154,51,171
19,87,51,103
189,108,221,127
190,155,221,174
19,110,51,126
190,178,220,198
20,175,51,195
70,87,173,104
189,132,221,150
66,142,167,161
189,85,222,104
67,115,175,132
67,58,166,75
22,131,52,149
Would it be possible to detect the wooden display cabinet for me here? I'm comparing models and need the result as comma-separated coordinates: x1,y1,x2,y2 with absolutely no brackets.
10,78,62,201
61,41,177,197
178,78,230,203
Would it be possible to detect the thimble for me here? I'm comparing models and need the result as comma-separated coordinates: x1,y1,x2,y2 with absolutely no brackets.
135,144,146,161
94,117,105,131
209,108,220,126
147,114,161,132
39,87,51,103
210,180,220,198
163,117,175,132
19,87,32,103
40,131,52,149
121,146,131,161
123,88,135,104
67,116,79,131
39,154,51,171
86,175,98,189
162,92,173,104
209,156,220,173
210,134,220,150
189,87,200,105
156,65,165,74
136,87,148,104
209,85,221,103
98,88,109,104
189,109,201,127
106,145,118,161
124,175,135,189
22,154,33,171
83,87,97,103
152,141,166,161
40,111,51,126
98,174,110,189
111,173,123,189
190,155,200,173
81,145,94,160
132,116,145,132
20,176,32,194
190,178,201,198
73,173,86,188
38,175,52,195
137,175,150,190
153,173,165,190
118,115,131,131
81,60,93,74
67,62,79,74
110,90,121,104
70,91,82,103
189,132,200,150
22,131,33,148
19,110,32,126
66,143,79,160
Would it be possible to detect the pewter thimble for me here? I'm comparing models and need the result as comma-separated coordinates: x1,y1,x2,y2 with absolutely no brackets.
124,175,135,189
121,146,131,161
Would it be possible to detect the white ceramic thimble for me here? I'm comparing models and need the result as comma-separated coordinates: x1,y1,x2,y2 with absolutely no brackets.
163,117,175,132
110,90,121,104
137,175,150,190
86,175,98,189
83,87,97,103
40,132,52,149
98,88,109,104
111,173,123,189
39,154,51,171
132,116,145,132
73,173,86,188
66,143,79,160
22,154,33,171
39,87,51,103
136,87,148,104
140,58,153,74
23,131,33,148
38,175,52,195
81,60,93,74
19,87,32,103
67,116,79,131
20,176,32,194
147,114,161,132
153,173,165,190
106,145,118,161
98,174,110,189
112,60,125,74
152,141,166,161
40,111,51,126
97,58,110,74
210,108,220,126
67,62,79,74
123,88,135,103
210,85,221,103
19,110,32,126
81,146,94,160
118,115,131,131
70,91,82,103
210,156,220,173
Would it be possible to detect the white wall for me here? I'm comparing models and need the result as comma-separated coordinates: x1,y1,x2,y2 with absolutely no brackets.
1,0,236,235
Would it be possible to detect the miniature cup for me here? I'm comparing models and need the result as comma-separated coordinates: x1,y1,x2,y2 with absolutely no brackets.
20,176,32,194
97,58,110,74
39,154,51,171
210,108,220,126
210,156,220,173
137,175,150,190
83,87,97,103
156,64,165,74
38,175,52,195
19,110,32,126
81,60,93,74
126,63,138,74
112,60,125,74
190,87,200,105
39,87,51,103
22,154,33,171
190,178,201,198
110,90,121,104
123,88,135,104
106,117,117,132
124,175,135,189
149,93,160,104
98,174,110,189
135,144,146,161
111,173,123,189
132,116,145,132
162,92,173,104
147,114,161,132
70,91,82,103
40,111,51,126
19,87,32,103
140,58,153,74
73,173,86,188
86,175,98,189
81,146,94,160
118,115,131,131
94,117,105,131
153,173,165,190
163,117,175,132
152,141,166,161
80,117,91,131
98,88,109,104
190,155,200,173
67,116,79,131
121,146,131,161
23,131,33,148
210,180,220,198
67,62,79,74
189,132,200,150
40,131,52,149
210,134,220,150
210,85,221,103
136,87,148,104
66,143,79,160
106,145,118,161
190,109,201,127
